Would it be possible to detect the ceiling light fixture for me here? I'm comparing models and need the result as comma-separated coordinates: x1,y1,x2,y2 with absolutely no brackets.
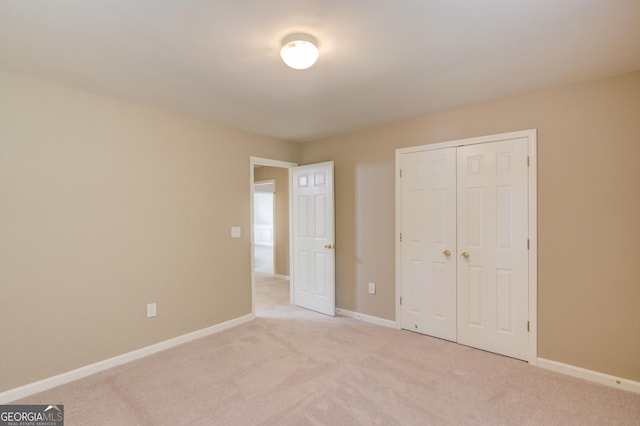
280,33,319,70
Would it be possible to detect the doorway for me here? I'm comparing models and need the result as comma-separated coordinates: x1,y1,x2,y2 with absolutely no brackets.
250,157,337,318
250,157,296,315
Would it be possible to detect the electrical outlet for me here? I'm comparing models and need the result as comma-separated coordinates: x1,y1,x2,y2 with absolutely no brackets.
147,303,157,318
368,282,376,295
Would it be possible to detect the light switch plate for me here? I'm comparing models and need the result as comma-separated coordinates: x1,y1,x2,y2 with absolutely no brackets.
368,282,376,295
231,226,241,238
147,303,157,318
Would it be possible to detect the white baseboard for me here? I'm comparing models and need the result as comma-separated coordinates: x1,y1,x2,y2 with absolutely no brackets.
336,308,398,329
0,313,255,404
537,358,640,394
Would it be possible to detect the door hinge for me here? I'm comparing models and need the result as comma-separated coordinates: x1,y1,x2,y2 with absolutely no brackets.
400,168,403,178
527,239,530,250
400,296,403,305
527,156,530,167
400,233,403,242
527,321,530,332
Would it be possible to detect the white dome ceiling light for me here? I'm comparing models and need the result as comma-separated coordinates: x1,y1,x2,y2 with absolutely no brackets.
280,33,319,70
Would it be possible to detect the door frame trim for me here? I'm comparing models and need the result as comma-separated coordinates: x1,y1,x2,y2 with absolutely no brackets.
250,157,297,315
394,129,538,365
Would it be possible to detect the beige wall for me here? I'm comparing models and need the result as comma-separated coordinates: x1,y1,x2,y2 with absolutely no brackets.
2,66,639,392
0,70,299,392
254,166,290,276
300,71,640,382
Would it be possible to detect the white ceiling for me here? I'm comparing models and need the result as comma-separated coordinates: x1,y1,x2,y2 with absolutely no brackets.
1,1,639,142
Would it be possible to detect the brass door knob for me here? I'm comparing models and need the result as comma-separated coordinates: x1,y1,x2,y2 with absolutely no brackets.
460,251,470,260
443,250,451,257
324,244,334,249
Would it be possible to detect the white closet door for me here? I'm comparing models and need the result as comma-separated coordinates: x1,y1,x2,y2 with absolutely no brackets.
457,138,529,360
400,149,457,341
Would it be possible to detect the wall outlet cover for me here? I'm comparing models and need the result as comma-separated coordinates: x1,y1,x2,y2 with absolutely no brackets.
146,303,157,318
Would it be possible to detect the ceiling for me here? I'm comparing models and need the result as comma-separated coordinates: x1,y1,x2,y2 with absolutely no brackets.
1,1,639,142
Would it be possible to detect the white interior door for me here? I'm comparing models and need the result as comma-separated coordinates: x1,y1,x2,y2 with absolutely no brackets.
292,162,335,316
400,149,457,341
457,138,529,360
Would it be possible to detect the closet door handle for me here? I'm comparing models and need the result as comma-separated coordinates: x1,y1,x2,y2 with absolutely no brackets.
442,250,451,257
460,251,470,260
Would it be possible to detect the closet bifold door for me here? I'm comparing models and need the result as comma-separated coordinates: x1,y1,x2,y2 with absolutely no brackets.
456,138,529,360
399,148,457,342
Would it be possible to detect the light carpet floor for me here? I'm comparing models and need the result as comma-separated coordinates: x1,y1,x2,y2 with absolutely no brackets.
15,276,640,425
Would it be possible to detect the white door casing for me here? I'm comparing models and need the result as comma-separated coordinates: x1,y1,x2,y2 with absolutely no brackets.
396,130,537,363
292,162,336,316
456,138,529,360
399,149,457,341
